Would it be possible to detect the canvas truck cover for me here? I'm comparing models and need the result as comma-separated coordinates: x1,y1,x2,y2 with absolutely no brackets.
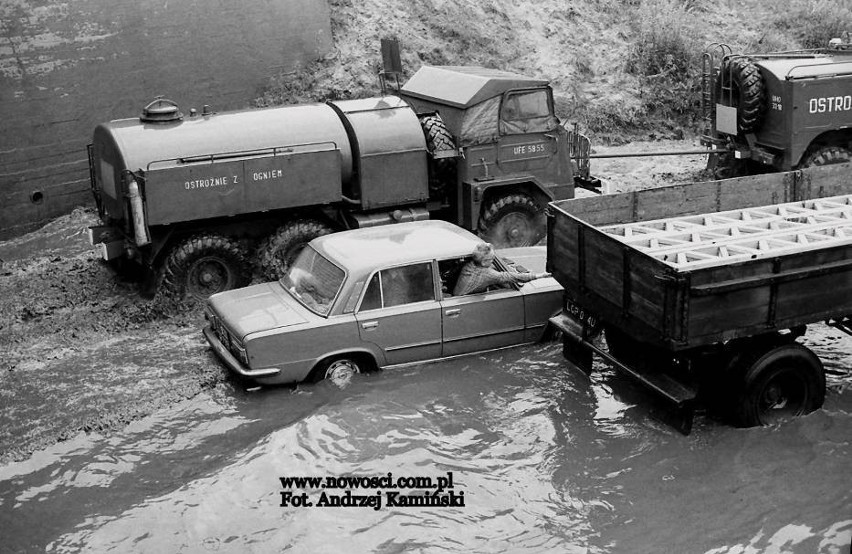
401,66,549,109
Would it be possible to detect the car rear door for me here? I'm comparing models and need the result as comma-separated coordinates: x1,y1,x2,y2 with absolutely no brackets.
354,262,442,366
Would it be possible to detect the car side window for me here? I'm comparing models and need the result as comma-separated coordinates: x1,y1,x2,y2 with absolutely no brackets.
360,273,382,311
359,263,435,311
438,257,468,297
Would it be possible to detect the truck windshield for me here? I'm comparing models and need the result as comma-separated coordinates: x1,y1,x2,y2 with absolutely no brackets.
280,247,344,316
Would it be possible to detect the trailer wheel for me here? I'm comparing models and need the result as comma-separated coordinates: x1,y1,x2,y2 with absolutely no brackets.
160,234,251,300
478,193,545,247
258,219,334,281
734,343,825,427
716,58,766,134
801,145,852,167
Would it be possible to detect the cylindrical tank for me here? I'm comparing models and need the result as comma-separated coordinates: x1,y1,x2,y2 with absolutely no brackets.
93,101,354,188
329,96,428,210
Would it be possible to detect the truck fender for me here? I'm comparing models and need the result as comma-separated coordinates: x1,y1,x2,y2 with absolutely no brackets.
460,178,553,230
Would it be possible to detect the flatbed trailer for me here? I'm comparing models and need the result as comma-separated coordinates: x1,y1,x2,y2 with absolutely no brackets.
546,164,852,433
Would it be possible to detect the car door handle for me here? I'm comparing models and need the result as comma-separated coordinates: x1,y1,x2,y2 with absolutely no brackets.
445,308,461,317
361,321,379,330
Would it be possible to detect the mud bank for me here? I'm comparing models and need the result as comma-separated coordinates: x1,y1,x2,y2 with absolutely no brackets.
0,208,231,463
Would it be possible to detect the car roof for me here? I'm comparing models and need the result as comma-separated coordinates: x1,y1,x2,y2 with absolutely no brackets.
312,220,482,271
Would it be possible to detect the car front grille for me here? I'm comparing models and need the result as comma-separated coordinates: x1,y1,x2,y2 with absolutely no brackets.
207,310,248,365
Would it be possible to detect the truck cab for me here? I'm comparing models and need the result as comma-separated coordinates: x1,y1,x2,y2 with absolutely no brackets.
399,66,597,246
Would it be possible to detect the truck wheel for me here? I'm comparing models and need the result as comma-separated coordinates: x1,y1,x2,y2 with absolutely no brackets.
716,58,765,134
734,343,825,427
258,219,334,281
801,145,852,167
160,234,251,300
311,355,370,387
478,193,545,247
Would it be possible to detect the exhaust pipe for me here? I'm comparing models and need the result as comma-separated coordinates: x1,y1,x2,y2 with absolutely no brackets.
127,178,150,247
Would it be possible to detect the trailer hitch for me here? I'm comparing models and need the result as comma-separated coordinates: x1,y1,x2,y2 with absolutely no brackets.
550,313,697,435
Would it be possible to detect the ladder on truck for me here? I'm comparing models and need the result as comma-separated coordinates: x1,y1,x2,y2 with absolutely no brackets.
598,194,852,270
700,43,732,142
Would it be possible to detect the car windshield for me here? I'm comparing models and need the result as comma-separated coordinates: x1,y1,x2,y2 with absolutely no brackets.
280,246,345,316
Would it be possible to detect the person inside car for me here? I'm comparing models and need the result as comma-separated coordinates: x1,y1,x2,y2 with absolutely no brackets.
452,242,551,296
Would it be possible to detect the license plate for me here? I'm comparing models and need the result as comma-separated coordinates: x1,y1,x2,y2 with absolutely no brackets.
565,297,598,329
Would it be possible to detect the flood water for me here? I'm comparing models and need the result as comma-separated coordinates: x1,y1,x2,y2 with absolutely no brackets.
1,325,850,553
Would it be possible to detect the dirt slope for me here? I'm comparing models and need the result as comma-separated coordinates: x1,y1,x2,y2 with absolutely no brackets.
258,0,803,141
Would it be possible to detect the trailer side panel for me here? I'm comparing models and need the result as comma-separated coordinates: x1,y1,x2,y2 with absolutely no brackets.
548,164,852,351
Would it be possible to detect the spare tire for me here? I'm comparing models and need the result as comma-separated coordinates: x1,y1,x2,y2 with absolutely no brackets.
716,57,766,134
419,114,457,197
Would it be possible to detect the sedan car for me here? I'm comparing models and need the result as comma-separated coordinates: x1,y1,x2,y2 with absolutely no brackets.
203,220,562,386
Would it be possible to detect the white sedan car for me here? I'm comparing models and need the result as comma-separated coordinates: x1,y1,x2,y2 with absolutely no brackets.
204,220,562,386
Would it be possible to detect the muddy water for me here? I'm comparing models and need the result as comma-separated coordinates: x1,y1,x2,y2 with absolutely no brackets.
1,326,850,553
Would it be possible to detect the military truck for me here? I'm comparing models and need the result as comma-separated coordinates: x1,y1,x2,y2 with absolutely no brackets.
702,34,852,176
88,65,598,298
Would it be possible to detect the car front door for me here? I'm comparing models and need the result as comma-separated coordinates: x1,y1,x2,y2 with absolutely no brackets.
354,262,442,366
438,258,525,357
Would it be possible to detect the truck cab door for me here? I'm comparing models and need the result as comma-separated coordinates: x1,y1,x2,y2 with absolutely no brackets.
496,88,568,178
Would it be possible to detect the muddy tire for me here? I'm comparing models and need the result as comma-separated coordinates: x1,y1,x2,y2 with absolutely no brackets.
160,234,251,300
311,355,370,387
716,58,766,134
257,219,334,281
733,343,825,427
800,145,852,167
419,114,457,196
478,192,545,248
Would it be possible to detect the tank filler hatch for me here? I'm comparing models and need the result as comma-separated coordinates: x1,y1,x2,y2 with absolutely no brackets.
140,97,183,123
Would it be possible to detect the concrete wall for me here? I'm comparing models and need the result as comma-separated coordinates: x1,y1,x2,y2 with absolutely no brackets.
0,0,332,239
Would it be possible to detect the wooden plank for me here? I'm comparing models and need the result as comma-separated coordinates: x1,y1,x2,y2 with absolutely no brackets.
584,231,625,309
688,287,772,338
776,272,852,322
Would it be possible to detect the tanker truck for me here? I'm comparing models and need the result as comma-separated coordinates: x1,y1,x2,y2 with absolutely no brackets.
88,65,599,298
